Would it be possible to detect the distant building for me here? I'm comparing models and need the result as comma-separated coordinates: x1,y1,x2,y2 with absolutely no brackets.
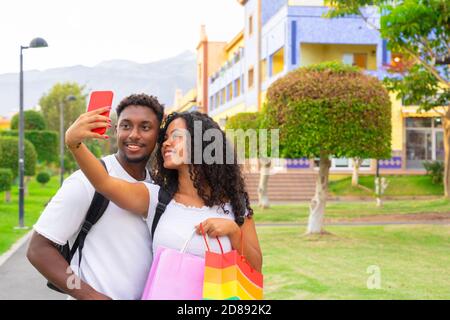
0,117,10,130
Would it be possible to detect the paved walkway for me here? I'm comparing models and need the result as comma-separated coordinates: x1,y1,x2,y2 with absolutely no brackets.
0,233,66,300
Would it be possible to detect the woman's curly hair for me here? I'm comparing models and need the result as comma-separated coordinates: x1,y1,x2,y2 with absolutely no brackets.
151,111,253,226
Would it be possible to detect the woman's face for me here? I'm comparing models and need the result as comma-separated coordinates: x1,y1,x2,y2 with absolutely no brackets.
161,117,190,170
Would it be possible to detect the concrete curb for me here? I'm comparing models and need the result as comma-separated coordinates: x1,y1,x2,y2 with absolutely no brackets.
0,231,33,268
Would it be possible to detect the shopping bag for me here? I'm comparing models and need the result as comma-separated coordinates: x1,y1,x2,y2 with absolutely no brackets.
141,230,205,300
201,227,263,300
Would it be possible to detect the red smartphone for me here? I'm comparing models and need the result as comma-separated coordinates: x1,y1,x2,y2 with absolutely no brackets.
86,91,114,135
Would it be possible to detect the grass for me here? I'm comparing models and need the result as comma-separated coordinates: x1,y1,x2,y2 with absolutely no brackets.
259,224,450,299
0,176,59,255
329,175,444,197
253,199,450,223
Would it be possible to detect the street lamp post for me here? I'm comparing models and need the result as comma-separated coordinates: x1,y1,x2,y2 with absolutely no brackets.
60,95,76,186
17,37,48,229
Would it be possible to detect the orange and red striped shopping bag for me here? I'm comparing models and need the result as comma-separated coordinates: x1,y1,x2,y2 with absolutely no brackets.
200,227,263,300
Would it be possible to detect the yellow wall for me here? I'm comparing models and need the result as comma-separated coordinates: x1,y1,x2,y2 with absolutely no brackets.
212,102,258,126
0,118,10,130
225,32,244,61
272,47,285,75
168,88,197,113
300,44,378,70
390,93,404,151
206,42,228,77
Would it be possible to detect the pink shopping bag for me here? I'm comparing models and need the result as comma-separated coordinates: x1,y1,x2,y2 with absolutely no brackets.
141,230,205,300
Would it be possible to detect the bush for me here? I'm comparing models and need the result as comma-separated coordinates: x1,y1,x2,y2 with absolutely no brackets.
0,168,13,192
0,130,58,163
10,110,47,131
36,171,51,185
0,137,37,178
423,161,444,185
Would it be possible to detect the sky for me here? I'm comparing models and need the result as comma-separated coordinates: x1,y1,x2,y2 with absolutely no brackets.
0,0,244,74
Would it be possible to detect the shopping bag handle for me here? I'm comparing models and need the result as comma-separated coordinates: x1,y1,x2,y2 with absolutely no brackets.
199,224,224,254
180,227,225,255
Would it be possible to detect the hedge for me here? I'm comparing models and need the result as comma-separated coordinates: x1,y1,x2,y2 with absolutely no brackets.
0,137,37,177
0,130,58,163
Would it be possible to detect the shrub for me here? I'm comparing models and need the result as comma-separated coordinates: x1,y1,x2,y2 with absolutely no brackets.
0,137,37,178
0,168,13,192
36,171,51,186
423,161,444,185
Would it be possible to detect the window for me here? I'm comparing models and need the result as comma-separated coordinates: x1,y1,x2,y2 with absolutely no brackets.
353,53,368,69
271,47,284,76
342,53,368,69
227,83,233,102
221,88,226,105
406,117,444,169
261,59,267,82
234,78,241,97
248,67,254,89
215,92,220,109
249,15,253,36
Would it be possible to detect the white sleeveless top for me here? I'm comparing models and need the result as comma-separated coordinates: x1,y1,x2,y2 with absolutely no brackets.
143,183,237,257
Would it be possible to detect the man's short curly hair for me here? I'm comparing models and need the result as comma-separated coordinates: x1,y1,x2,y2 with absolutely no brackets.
116,93,164,124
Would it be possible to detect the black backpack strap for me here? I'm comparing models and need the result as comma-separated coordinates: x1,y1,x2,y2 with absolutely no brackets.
151,188,172,241
70,159,110,267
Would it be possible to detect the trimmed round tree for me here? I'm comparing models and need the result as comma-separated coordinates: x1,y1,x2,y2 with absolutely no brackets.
265,62,392,234
0,137,37,178
11,110,47,131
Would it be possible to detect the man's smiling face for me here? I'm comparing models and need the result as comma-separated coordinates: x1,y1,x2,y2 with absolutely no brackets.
116,105,159,164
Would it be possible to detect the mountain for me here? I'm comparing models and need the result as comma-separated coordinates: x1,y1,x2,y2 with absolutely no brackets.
0,51,197,118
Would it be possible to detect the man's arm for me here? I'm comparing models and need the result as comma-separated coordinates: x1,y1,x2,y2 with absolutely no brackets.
27,232,111,300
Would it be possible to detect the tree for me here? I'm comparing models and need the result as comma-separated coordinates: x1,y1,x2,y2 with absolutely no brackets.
39,82,87,132
226,112,274,208
0,136,37,198
10,110,47,131
39,82,88,172
0,130,58,163
327,0,450,196
265,62,392,234
0,168,13,202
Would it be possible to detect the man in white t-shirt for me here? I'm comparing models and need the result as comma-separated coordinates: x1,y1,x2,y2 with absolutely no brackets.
27,93,164,300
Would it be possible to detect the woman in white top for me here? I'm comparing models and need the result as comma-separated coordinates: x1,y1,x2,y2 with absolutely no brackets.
65,107,262,272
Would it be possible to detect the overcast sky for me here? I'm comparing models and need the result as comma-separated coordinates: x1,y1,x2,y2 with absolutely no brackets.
0,0,243,74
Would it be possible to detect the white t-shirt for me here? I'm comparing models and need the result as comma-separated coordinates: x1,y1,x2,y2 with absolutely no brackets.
143,183,236,257
34,155,153,300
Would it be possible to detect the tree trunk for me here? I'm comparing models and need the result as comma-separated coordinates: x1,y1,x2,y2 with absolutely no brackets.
258,158,271,209
375,177,389,208
24,176,30,196
307,151,331,234
443,114,450,198
5,190,11,203
352,158,362,186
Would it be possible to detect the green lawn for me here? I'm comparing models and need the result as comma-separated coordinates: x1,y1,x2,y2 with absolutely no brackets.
0,176,59,254
253,199,450,223
329,175,444,197
259,225,450,299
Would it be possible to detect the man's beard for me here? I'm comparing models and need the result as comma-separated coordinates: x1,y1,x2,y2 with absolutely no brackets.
122,152,151,164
